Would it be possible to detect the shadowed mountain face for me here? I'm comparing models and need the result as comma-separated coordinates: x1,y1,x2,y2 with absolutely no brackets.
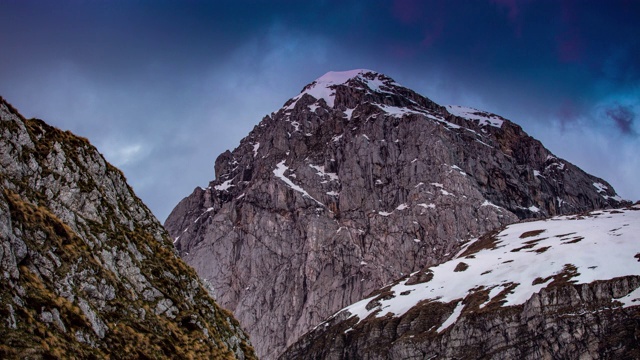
165,70,626,359
0,97,256,359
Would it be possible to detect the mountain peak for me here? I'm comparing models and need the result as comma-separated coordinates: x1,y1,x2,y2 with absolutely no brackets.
288,69,403,109
165,70,628,359
311,69,379,86
282,69,442,119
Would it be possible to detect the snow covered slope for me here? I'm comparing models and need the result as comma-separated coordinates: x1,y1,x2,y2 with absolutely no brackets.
445,105,505,127
332,205,640,328
286,69,391,108
283,206,640,359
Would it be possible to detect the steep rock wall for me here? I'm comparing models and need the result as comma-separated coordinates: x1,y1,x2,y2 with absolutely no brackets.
0,97,256,359
165,70,625,358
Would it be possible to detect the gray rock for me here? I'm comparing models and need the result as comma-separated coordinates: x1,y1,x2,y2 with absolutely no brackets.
40,307,67,333
155,297,178,318
6,304,16,329
165,70,627,358
78,298,107,338
281,276,640,360
0,96,256,359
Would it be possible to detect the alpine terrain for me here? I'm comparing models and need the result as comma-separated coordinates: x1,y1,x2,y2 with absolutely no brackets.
165,69,628,359
282,206,640,359
0,97,256,359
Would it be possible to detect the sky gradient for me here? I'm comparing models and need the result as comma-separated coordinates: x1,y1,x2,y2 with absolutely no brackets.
1,0,638,221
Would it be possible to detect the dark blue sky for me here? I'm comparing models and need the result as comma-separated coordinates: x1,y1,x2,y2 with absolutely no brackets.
1,0,638,220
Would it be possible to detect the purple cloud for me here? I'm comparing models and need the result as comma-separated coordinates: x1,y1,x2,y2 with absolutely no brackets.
606,104,636,135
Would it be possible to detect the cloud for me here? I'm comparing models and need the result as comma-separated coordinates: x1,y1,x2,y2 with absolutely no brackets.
2,0,639,218
100,142,145,167
606,104,637,135
555,99,583,131
527,116,639,202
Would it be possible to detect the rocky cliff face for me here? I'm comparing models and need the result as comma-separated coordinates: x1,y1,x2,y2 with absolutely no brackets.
164,70,625,359
0,97,256,359
281,206,640,359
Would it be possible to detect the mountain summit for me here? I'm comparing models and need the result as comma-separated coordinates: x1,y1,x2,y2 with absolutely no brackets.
165,70,625,359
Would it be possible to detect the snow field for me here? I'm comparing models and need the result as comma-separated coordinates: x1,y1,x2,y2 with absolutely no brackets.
335,207,640,326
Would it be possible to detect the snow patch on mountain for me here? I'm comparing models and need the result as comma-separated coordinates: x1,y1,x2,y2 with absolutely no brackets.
593,182,608,193
603,194,623,202
344,108,355,119
451,165,467,176
396,203,409,211
274,161,323,206
481,200,503,210
376,104,425,118
446,105,504,127
418,203,436,209
332,207,640,325
286,69,401,110
309,164,339,182
528,205,541,213
214,179,234,191
437,301,464,333
619,286,640,308
592,182,624,202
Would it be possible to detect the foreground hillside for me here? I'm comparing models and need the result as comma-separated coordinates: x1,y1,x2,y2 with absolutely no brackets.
0,97,255,359
282,206,640,359
165,69,625,358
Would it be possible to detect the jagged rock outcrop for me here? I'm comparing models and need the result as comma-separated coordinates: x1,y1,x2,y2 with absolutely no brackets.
164,70,626,358
0,97,256,359
283,277,640,360
281,206,640,359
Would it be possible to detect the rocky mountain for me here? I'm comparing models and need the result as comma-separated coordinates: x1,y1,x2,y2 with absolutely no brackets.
0,97,256,359
164,69,626,359
282,205,640,359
